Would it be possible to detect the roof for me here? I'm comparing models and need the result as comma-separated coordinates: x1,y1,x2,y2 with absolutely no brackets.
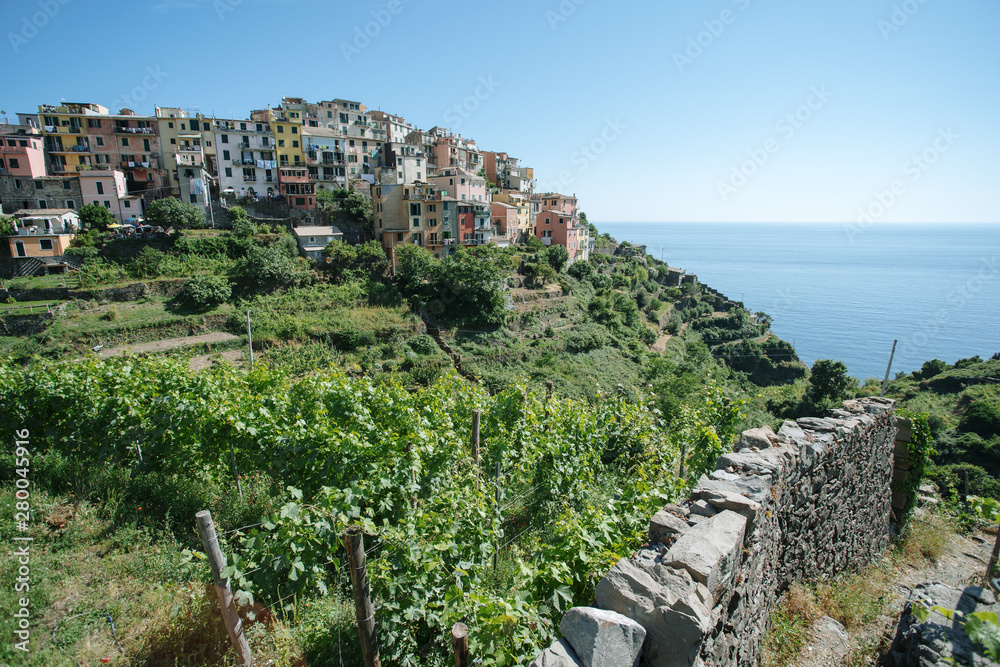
491,202,517,210
14,208,78,217
292,225,343,237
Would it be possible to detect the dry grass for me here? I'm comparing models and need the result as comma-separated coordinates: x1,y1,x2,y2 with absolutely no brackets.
761,584,821,667
899,512,956,564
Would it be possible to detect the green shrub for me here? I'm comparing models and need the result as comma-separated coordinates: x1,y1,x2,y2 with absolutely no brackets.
406,334,438,356
181,275,231,310
960,401,1000,439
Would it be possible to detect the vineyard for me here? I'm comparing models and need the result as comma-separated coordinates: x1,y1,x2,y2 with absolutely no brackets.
0,355,746,665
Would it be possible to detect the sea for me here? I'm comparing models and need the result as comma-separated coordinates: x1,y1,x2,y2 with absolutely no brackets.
596,222,1000,380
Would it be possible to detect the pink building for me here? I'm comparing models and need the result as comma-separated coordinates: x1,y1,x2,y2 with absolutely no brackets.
429,167,488,203
0,128,47,178
78,170,142,221
532,193,590,263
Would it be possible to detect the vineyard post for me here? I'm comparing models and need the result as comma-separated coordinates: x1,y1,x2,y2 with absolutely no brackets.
471,409,481,466
679,442,687,479
544,381,554,432
451,622,470,667
494,460,501,571
407,440,417,510
195,510,253,667
345,526,381,667
246,310,254,368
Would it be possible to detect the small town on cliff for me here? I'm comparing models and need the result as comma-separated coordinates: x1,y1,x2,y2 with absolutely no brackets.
1,96,594,275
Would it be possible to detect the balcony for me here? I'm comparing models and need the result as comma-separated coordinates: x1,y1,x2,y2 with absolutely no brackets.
0,144,27,154
177,145,202,152
69,144,91,152
243,175,257,182
425,237,456,247
114,126,155,135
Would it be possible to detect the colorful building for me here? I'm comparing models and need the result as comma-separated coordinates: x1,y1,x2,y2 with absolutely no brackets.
78,170,141,221
214,118,278,199
7,208,79,275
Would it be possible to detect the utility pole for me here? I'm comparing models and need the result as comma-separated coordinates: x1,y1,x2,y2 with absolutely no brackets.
880,339,898,397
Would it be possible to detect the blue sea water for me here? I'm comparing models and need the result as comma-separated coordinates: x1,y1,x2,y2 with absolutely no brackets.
596,222,1000,380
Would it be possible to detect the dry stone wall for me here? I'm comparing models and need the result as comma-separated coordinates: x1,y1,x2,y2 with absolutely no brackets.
531,397,897,667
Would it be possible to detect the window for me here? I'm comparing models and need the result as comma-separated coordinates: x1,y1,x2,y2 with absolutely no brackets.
122,137,129,146
295,197,305,206
96,182,104,195
190,194,198,203
278,140,285,147
225,167,232,177
170,138,176,144
545,217,551,225
428,204,436,212
308,237,315,244
87,119,101,128
63,180,72,190
168,122,174,128
181,123,186,130
277,126,284,133
38,200,47,208
291,126,297,134
292,140,299,148
34,180,42,189
124,200,131,208
65,200,74,209
9,159,18,169
429,218,437,227
203,122,210,131
95,137,103,146
223,150,230,160
220,134,229,144
39,239,53,250
397,233,404,242
412,218,420,228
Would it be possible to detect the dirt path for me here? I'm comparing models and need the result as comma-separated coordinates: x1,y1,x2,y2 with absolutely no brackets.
188,348,244,371
794,514,996,667
96,332,239,359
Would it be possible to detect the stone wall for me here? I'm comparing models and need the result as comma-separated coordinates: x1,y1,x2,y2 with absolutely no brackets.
531,397,898,667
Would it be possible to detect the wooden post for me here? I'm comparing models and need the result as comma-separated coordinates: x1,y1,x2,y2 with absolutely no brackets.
986,529,1000,587
451,622,470,667
544,381,554,432
470,409,481,466
345,526,380,667
679,442,687,479
195,510,253,667
494,460,501,571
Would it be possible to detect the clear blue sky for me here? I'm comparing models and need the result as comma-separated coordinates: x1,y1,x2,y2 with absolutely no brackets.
3,0,998,223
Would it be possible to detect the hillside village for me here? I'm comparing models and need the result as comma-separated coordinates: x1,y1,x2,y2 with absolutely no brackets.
1,96,591,275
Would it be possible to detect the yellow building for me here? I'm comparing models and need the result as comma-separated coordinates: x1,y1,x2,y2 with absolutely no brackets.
155,107,217,206
262,107,306,168
37,102,106,174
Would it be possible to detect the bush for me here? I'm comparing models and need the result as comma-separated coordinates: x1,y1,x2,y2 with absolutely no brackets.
567,260,593,280
406,334,438,356
960,401,1000,439
145,198,206,229
127,247,169,279
77,202,116,231
181,275,231,310
916,358,948,379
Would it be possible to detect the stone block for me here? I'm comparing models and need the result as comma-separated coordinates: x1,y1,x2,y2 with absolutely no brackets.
663,510,747,602
530,638,584,667
595,558,712,667
649,509,689,545
560,607,646,667
736,425,779,450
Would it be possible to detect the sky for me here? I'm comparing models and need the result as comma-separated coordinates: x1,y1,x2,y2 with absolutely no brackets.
2,0,999,223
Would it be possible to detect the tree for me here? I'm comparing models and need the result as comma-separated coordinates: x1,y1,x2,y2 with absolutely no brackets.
145,197,206,229
523,235,544,251
229,206,257,237
807,359,855,405
917,359,948,379
236,242,305,289
321,239,388,283
77,203,115,231
547,243,569,272
181,275,231,310
317,188,373,226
